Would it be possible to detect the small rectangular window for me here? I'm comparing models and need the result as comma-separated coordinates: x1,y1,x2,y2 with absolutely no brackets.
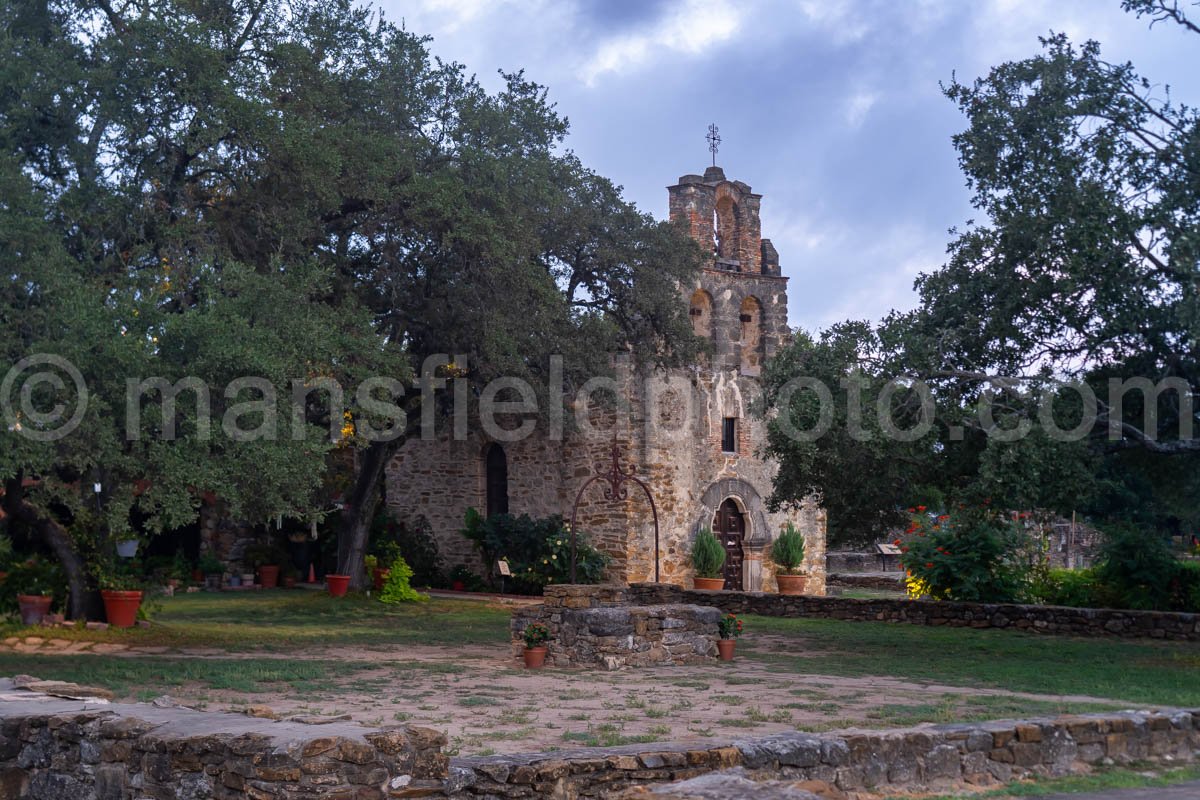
722,417,737,453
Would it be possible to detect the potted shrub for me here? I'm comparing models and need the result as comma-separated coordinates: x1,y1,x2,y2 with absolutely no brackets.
326,573,351,597
716,613,743,661
198,552,224,591
98,565,144,628
522,621,550,668
243,541,284,589
690,527,726,591
10,559,59,626
770,524,807,595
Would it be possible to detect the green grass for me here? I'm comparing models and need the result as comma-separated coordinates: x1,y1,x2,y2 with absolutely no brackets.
0,591,510,650
923,764,1200,797
744,616,1200,707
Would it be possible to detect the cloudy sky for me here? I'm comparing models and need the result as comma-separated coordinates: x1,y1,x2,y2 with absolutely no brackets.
374,0,1199,331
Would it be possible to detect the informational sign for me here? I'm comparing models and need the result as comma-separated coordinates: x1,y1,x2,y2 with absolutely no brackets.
876,543,902,556
497,559,512,577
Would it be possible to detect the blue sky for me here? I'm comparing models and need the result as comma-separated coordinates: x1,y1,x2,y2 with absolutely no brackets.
375,0,1200,331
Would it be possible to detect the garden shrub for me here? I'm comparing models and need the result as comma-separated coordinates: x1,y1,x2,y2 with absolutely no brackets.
1168,560,1200,613
460,508,608,593
1025,567,1107,608
769,524,806,574
378,557,428,603
689,527,725,578
899,507,1026,602
1095,523,1178,611
369,510,444,587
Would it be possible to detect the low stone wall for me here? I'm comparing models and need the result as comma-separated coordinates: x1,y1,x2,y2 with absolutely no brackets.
827,573,905,592
448,710,1200,798
627,583,1200,642
511,585,719,669
0,693,447,799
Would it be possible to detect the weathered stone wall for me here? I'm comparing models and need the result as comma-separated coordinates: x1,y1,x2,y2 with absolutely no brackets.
510,585,719,669
627,583,1200,642
0,697,447,799
448,710,1200,798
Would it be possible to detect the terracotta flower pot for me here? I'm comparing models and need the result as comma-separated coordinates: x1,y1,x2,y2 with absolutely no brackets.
716,639,736,661
372,567,390,592
258,565,280,589
17,594,52,626
283,576,297,588
101,590,143,628
191,569,204,584
776,574,807,596
694,577,725,591
523,646,548,669
451,580,466,592
326,574,351,597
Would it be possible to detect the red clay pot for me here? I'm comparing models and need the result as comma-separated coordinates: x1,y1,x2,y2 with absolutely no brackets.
258,565,280,589
693,577,725,591
716,639,736,661
325,574,351,597
451,580,466,592
775,574,807,596
523,646,548,669
101,590,143,628
191,569,203,584
17,594,52,626
283,576,296,588
372,567,390,592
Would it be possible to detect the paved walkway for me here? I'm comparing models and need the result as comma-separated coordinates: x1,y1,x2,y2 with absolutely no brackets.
1039,783,1200,799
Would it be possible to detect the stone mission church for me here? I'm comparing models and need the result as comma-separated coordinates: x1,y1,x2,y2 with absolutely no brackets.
385,165,827,594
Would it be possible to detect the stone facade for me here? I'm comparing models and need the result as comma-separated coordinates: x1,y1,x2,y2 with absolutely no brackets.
385,166,827,595
510,585,720,669
626,583,1200,642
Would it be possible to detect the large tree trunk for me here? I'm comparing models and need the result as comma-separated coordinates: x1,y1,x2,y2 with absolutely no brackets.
2,475,95,620
335,440,394,590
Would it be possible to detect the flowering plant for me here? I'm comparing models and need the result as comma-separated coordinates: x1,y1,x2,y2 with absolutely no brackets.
522,622,551,649
717,613,743,640
898,506,1026,602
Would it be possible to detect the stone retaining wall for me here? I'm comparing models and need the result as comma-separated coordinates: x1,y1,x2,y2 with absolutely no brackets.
827,573,905,592
448,709,1200,798
627,583,1200,642
0,695,447,799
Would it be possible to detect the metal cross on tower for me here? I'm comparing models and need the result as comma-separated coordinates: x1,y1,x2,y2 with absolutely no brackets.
706,123,721,166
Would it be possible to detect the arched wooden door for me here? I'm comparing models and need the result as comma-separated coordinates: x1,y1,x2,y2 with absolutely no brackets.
712,499,744,590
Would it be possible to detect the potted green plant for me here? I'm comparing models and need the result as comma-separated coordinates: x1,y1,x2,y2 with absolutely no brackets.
690,527,726,591
243,541,284,588
97,563,144,628
369,542,401,591
197,552,224,591
770,524,807,595
9,559,59,626
522,621,551,668
716,613,743,661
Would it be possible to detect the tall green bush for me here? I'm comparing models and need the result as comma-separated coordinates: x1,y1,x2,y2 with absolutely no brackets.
1095,523,1178,611
769,524,806,574
690,528,725,579
378,557,428,604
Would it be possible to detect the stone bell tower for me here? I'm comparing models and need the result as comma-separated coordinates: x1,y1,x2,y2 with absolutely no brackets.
668,166,789,376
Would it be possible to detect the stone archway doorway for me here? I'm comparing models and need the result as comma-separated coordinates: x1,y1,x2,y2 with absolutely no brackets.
713,499,745,591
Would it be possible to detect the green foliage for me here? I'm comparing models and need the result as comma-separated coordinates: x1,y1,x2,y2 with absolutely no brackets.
522,622,550,648
1025,567,1107,609
448,565,487,592
1095,524,1179,611
0,558,65,615
689,528,725,579
769,524,806,574
460,508,608,593
899,509,1027,603
378,557,428,604
717,613,743,640
369,510,443,588
242,540,287,568
197,553,224,576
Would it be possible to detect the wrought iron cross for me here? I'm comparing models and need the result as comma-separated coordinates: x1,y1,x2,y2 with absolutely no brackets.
706,123,721,166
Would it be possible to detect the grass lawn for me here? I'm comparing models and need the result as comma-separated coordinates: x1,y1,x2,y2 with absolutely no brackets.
0,590,511,651
745,616,1200,707
924,764,1200,798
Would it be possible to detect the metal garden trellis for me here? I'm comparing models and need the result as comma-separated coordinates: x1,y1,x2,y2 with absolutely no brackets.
567,440,661,584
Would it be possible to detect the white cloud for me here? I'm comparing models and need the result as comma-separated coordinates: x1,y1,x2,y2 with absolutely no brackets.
580,0,744,86
844,90,879,128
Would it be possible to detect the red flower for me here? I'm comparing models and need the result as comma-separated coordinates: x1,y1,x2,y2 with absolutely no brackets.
893,539,901,546
917,505,927,512
925,562,933,568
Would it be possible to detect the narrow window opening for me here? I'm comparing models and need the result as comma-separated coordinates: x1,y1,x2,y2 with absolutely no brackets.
485,444,509,517
722,418,737,453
